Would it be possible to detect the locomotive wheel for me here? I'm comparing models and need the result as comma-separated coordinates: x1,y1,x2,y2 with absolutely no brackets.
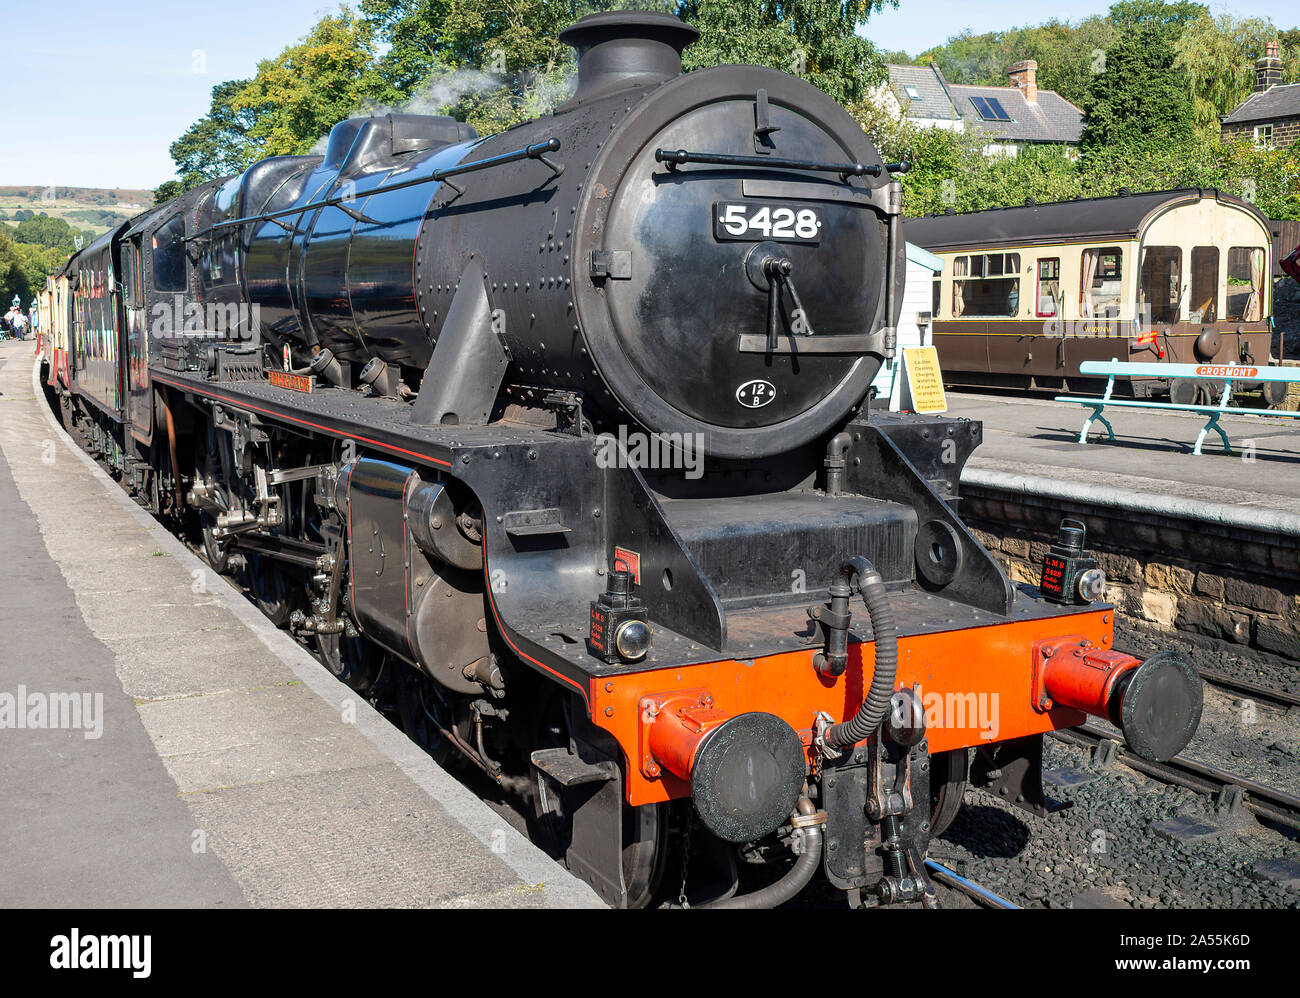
929,748,968,837
317,631,385,697
201,518,233,574
528,693,668,908
394,670,454,767
246,553,292,626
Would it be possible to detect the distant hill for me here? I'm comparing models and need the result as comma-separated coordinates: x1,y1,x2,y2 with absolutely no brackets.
0,186,154,238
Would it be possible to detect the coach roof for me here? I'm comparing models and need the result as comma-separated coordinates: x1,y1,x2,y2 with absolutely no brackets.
904,188,1266,251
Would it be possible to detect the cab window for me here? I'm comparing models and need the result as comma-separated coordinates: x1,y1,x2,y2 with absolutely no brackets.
152,215,187,293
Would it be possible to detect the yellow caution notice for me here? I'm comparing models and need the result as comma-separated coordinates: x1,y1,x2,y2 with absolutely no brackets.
900,346,947,413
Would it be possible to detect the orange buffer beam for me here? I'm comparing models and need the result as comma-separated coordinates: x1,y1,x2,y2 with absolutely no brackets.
593,610,1120,807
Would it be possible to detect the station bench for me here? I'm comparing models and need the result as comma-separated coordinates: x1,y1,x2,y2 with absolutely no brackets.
1056,360,1300,455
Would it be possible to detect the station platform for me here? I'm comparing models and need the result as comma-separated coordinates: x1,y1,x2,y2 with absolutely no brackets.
948,391,1300,520
0,342,602,909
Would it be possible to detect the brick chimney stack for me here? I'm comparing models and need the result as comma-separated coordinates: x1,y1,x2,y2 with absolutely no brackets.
1256,41,1282,93
1008,60,1038,104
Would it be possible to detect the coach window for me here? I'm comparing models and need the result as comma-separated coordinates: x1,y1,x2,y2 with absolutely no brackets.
932,276,941,317
1080,247,1122,317
1036,258,1060,317
1226,247,1265,321
1190,247,1219,323
952,252,1019,317
152,215,187,293
1139,246,1181,324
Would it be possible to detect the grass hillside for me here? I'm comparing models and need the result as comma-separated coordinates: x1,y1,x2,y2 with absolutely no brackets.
0,186,153,238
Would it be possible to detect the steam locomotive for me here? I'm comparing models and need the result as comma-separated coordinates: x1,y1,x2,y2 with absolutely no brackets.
38,11,1203,908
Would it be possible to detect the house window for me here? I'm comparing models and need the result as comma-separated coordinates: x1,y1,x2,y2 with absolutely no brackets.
1140,246,1182,324
1190,247,1219,322
1254,124,1273,148
1226,246,1266,321
1080,247,1123,317
1036,258,1060,317
904,86,921,100
952,252,1020,317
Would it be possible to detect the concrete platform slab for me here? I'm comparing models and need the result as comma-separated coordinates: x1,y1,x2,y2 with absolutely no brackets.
948,392,1300,515
0,342,602,909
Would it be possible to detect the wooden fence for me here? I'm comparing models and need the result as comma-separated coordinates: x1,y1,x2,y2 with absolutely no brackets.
1270,219,1300,277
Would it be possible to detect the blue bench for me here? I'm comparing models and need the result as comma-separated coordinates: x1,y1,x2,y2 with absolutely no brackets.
1056,360,1300,455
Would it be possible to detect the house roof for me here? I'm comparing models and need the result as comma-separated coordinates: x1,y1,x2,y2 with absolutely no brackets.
1223,83,1300,125
948,83,1084,144
886,64,960,122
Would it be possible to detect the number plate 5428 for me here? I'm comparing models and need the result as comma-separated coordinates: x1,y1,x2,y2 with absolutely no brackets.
714,201,822,244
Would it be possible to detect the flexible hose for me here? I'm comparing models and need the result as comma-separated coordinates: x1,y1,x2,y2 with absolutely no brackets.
701,799,822,909
824,557,897,749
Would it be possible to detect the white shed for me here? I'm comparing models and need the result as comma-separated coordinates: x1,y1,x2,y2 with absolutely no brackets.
871,242,944,409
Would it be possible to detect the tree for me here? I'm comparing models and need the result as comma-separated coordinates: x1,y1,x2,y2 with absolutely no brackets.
168,80,261,191
1177,13,1300,135
0,230,32,309
1177,14,1272,134
678,0,895,106
154,180,184,205
10,214,93,255
229,7,382,157
1107,0,1206,32
1081,16,1196,153
354,0,894,136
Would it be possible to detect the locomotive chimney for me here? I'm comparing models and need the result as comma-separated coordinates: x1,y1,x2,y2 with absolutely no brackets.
559,10,699,104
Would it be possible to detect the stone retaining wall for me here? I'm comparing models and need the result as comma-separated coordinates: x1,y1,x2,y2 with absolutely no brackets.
959,485,1300,662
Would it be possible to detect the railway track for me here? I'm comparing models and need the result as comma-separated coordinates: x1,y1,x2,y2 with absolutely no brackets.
1051,722,1300,833
1113,644,1300,712
924,860,1020,909
1197,667,1300,711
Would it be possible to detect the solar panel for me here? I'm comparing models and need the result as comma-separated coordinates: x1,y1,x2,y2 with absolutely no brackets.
969,96,1013,121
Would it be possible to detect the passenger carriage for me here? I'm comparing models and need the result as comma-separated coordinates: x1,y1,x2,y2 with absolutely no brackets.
906,189,1280,406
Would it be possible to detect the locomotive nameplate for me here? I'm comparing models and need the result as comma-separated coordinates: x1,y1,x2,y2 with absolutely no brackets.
267,370,316,394
714,201,821,244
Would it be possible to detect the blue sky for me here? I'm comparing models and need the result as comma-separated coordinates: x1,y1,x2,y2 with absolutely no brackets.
0,0,1294,190
867,0,1293,54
